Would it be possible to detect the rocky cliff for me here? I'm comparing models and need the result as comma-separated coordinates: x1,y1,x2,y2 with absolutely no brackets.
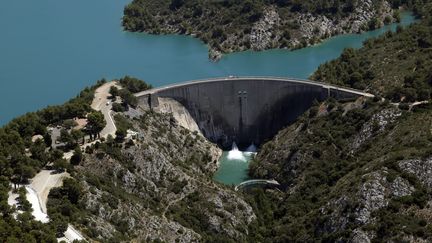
246,10,432,240
249,98,432,242
66,110,255,242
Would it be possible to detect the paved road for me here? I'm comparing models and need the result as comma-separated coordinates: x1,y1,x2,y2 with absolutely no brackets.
63,82,120,160
30,170,85,242
7,170,85,242
30,170,68,213
91,81,119,139
25,186,49,223
11,82,122,240
57,82,122,242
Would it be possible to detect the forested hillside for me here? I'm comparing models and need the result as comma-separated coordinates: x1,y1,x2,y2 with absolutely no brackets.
312,2,432,102
0,81,104,241
2,1,432,241
47,111,254,242
0,77,152,241
123,0,402,60
249,97,432,242
0,77,255,242
247,2,432,242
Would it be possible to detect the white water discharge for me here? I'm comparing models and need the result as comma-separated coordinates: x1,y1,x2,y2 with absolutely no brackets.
244,144,258,156
227,143,247,161
245,144,257,152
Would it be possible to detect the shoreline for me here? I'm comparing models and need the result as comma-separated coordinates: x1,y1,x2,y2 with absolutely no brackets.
123,3,408,62
124,14,412,62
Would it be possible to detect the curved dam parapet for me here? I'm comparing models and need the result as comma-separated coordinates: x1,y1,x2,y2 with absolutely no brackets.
136,77,373,149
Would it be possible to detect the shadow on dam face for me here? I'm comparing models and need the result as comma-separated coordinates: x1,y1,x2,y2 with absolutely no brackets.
136,77,372,150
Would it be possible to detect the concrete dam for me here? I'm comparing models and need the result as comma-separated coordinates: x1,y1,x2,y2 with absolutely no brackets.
136,77,373,149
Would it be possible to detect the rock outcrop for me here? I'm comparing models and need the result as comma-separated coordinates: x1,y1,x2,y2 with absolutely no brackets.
399,157,432,188
351,108,401,153
321,170,415,233
250,97,432,241
250,6,280,51
73,111,255,241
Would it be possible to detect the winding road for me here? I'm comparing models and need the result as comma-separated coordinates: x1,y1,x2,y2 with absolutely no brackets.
8,81,123,241
91,81,119,139
30,170,68,213
64,81,119,160
31,171,85,242
30,84,121,241
7,170,85,242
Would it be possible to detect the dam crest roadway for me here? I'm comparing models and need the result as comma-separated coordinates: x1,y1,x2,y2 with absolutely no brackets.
136,76,374,149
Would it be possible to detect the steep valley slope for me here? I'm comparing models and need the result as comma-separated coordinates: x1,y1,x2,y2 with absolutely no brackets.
1,2,432,242
247,3,432,242
249,98,432,242
48,110,256,242
312,2,432,98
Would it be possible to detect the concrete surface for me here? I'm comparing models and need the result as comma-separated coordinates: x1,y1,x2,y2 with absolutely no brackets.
137,76,373,149
58,225,85,243
156,97,201,134
30,170,69,213
28,170,84,242
25,186,49,223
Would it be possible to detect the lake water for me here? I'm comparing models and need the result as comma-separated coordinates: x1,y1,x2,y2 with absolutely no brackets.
0,0,415,125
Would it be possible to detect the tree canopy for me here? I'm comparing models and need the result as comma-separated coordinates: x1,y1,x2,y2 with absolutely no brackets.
86,111,106,139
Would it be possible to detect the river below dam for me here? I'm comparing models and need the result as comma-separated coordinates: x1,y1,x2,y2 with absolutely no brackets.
0,0,416,185
214,144,257,185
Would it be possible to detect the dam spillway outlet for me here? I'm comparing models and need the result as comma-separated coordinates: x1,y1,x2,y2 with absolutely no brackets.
227,143,247,161
213,143,257,185
245,144,257,153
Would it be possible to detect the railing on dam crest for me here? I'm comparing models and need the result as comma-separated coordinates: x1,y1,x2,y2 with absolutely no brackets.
135,76,374,98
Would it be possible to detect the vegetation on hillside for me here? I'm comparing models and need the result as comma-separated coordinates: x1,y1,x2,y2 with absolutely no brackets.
0,76,151,241
0,80,105,241
110,76,152,111
312,1,432,102
123,0,400,59
0,80,104,185
46,111,252,242
247,2,432,241
248,98,432,241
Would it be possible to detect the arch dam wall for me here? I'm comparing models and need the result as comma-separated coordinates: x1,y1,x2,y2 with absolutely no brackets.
136,77,373,149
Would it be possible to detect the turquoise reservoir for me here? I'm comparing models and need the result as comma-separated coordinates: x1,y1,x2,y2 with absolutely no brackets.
0,0,416,125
